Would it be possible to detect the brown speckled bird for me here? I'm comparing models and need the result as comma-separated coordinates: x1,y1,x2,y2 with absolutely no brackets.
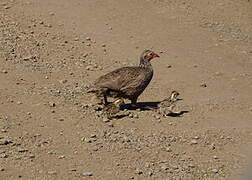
88,50,160,107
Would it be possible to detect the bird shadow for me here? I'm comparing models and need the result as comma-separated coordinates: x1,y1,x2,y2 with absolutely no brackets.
121,98,184,111
121,101,161,111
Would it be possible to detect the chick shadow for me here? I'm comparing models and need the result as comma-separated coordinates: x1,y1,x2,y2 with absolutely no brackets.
165,111,190,117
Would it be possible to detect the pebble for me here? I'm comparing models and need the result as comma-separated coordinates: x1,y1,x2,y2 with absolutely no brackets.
135,169,143,175
59,79,67,84
49,102,56,107
128,114,134,118
86,37,91,41
17,101,22,105
29,154,35,158
133,114,139,118
2,70,8,74
190,140,198,145
4,6,10,9
200,83,207,87
165,147,172,152
48,171,57,175
82,172,93,176
49,12,55,16
17,148,28,153
211,168,219,173
102,118,110,123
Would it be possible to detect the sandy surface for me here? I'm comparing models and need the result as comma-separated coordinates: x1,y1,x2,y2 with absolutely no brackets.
0,0,252,179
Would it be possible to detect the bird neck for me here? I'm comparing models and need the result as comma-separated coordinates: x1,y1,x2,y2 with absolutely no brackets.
139,57,152,68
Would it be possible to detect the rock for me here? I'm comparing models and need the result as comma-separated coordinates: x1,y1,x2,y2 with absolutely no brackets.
2,70,8,74
48,171,57,175
135,169,143,175
29,154,35,158
133,114,139,118
200,83,207,87
4,6,10,9
17,101,22,105
59,79,67,84
164,147,172,152
49,102,56,107
17,148,28,153
190,140,198,145
102,118,110,123
86,37,91,41
82,172,93,176
128,113,134,118
211,168,219,173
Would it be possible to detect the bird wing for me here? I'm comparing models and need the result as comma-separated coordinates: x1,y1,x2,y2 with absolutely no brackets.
94,67,148,91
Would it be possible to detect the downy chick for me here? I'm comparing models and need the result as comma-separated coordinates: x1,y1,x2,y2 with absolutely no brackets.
103,99,125,119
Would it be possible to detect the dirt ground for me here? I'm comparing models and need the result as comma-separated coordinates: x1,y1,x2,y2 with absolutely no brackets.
0,0,252,179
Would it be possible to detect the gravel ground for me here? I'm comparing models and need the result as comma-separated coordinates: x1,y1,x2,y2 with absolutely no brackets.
0,0,252,179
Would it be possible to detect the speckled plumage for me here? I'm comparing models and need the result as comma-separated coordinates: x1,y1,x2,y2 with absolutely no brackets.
102,99,124,119
89,50,159,105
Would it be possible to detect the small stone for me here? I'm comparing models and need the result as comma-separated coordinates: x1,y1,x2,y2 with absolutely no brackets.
58,155,65,159
133,114,139,118
85,66,92,70
49,102,56,107
101,44,106,47
128,113,134,118
135,169,143,175
2,70,8,74
48,171,57,175
211,169,219,173
190,140,198,145
213,156,218,159
29,154,35,158
200,83,207,87
17,101,22,105
17,148,28,152
188,164,195,168
82,172,93,176
166,65,172,68
165,147,172,152
59,79,67,84
49,12,55,16
86,37,91,41
102,118,110,123
0,168,5,171
4,6,10,9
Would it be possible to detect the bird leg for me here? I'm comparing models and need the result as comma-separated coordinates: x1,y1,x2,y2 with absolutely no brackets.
131,98,141,108
103,95,108,105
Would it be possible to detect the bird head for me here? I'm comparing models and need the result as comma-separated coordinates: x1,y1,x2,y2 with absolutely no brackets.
114,99,125,107
141,50,160,61
170,91,180,102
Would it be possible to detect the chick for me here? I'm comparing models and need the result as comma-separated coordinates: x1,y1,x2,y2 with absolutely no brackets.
102,99,125,119
158,91,180,115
